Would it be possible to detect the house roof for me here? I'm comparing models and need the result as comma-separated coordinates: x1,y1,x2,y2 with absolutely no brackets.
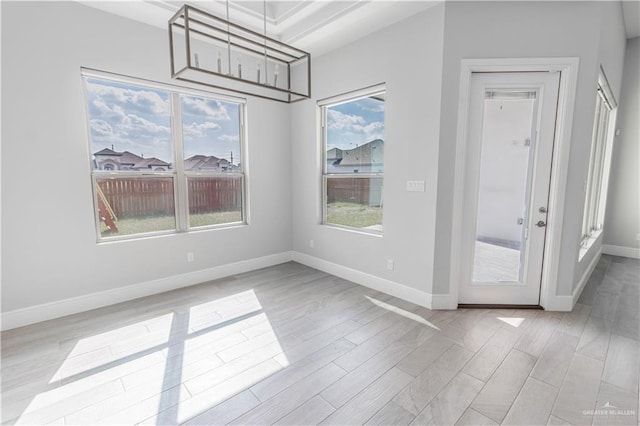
132,157,169,169
183,154,235,171
93,148,122,156
327,147,343,160
120,151,144,165
185,154,214,162
201,157,222,169
337,139,384,166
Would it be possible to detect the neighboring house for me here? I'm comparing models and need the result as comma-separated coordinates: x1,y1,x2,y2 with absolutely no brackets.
326,139,384,173
93,148,170,171
94,149,239,172
184,154,240,172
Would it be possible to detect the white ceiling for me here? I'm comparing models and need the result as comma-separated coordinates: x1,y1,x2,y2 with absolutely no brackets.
622,1,640,39
77,1,441,57
78,0,639,57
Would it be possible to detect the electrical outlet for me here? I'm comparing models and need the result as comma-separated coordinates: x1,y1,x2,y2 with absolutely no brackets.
406,180,426,192
387,259,394,271
187,252,194,262
636,233,640,241
310,239,314,248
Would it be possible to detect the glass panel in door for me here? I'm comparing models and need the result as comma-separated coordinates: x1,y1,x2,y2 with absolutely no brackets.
472,91,537,283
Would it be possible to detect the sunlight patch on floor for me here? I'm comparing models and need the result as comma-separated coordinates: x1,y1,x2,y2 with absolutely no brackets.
497,316,525,327
51,313,175,383
365,296,440,330
19,290,288,425
188,290,263,333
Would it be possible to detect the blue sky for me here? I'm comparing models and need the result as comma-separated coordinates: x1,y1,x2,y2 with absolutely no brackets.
86,78,241,165
326,96,385,150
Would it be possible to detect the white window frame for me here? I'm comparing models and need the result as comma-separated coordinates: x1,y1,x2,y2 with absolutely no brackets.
579,69,617,257
82,68,247,242
318,84,386,234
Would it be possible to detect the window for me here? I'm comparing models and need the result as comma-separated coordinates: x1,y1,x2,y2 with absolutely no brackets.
580,72,616,251
320,86,385,232
83,71,245,241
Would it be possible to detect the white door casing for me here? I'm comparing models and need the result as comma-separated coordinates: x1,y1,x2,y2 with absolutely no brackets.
447,58,580,311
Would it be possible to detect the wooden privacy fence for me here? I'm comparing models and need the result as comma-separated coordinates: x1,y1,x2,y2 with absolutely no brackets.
97,176,241,217
188,177,242,214
326,177,383,207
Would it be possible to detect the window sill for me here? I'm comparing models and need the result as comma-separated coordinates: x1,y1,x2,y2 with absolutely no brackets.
578,229,603,262
322,223,383,237
97,222,248,244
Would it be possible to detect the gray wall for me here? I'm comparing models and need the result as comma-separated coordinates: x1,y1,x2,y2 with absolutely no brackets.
1,1,292,312
291,5,446,296
572,1,627,287
604,37,640,251
433,1,626,297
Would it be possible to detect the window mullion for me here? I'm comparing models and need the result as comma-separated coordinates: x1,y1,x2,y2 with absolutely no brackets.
171,92,189,232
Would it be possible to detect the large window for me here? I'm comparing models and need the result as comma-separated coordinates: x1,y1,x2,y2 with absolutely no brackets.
581,73,616,251
83,71,245,241
320,86,385,232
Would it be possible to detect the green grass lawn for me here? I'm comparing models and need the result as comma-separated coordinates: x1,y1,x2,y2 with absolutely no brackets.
101,211,243,237
101,204,380,236
326,202,383,229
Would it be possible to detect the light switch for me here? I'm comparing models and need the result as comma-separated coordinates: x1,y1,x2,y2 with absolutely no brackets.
406,180,425,192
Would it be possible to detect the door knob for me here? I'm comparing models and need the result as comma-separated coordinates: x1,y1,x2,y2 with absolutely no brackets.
536,220,547,228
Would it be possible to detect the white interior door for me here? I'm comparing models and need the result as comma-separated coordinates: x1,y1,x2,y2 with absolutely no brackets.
459,72,560,305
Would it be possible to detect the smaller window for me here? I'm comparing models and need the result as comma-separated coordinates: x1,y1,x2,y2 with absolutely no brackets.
320,86,385,233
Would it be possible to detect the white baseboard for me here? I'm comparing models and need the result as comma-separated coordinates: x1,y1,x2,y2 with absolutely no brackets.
569,245,603,309
541,246,602,312
1,251,294,331
291,252,453,310
430,293,457,310
602,244,640,259
542,294,574,312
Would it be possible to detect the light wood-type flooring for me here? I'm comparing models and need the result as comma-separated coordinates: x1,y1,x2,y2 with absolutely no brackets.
2,255,638,425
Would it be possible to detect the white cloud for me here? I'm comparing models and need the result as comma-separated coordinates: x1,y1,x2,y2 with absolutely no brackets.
361,121,385,140
327,109,384,142
87,83,169,116
358,102,385,113
218,134,239,142
90,119,113,136
327,109,366,131
90,114,171,143
86,81,176,160
122,114,171,136
183,121,221,138
181,97,230,120
89,113,171,158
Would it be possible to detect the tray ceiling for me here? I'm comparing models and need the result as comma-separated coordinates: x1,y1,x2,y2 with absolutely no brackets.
77,0,441,56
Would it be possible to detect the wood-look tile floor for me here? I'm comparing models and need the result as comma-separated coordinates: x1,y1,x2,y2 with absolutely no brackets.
1,255,638,425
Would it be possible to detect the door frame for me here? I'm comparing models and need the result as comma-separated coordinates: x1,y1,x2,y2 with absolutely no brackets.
449,58,580,311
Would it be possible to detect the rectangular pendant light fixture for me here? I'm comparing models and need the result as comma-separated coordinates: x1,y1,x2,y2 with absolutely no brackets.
169,4,311,103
